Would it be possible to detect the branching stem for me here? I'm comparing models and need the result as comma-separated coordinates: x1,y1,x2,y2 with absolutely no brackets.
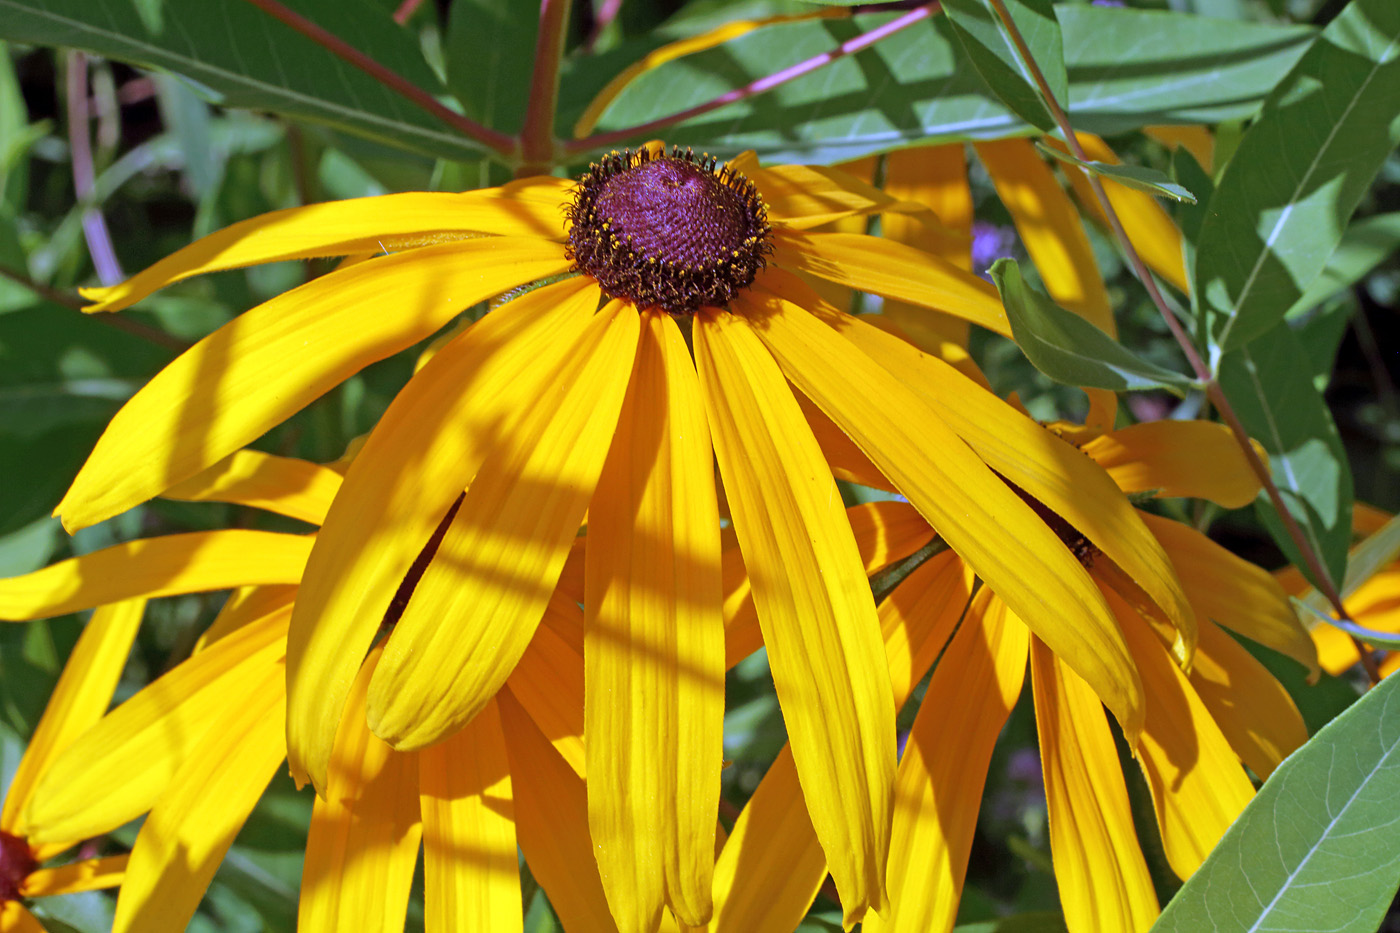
520,0,575,174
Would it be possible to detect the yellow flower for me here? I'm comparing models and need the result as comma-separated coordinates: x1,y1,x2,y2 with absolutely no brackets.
707,413,1315,932
44,146,1184,928
0,599,143,933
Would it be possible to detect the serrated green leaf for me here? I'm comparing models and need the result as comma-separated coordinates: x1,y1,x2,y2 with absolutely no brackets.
1037,143,1196,202
1195,0,1400,358
1152,670,1400,933
941,0,1066,132
0,0,494,164
991,259,1196,393
1217,323,1352,591
444,0,536,134
576,7,1313,164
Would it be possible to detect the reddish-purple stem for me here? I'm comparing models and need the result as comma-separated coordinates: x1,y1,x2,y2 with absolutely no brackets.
584,0,625,52
565,3,940,156
392,0,427,25
519,0,575,174
66,52,123,287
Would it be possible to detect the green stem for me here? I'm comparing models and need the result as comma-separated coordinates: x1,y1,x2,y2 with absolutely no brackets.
519,0,574,175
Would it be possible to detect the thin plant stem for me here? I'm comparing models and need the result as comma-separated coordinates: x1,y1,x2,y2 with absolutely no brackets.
0,264,191,352
241,0,517,158
584,0,625,53
520,0,575,174
565,3,940,156
981,0,1377,678
65,52,124,287
392,0,427,25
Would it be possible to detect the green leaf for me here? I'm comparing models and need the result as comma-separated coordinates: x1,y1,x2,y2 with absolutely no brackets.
1294,598,1400,651
1297,511,1400,623
1217,323,1353,591
990,259,1196,393
0,0,494,164
941,0,1065,132
1037,143,1196,203
444,0,537,134
1194,0,1400,358
955,912,1068,933
576,7,1314,165
1152,670,1400,933
1286,212,1400,318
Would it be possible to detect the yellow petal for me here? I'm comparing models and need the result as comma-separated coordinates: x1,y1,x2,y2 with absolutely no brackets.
585,310,723,931
571,9,843,138
113,659,286,933
194,584,298,652
1144,125,1214,173
773,228,1010,337
420,697,520,933
879,144,975,348
0,902,46,933
867,591,1030,933
498,690,621,933
1031,638,1159,933
1140,511,1318,676
506,593,587,777
1187,617,1308,780
285,276,599,792
752,163,935,229
367,301,639,750
879,552,972,706
1112,590,1254,880
975,138,1114,335
79,180,574,313
742,288,1144,742
723,500,934,667
20,855,127,897
1051,135,1189,295
162,450,342,525
24,605,289,846
795,390,894,492
0,531,311,621
59,237,571,531
1,598,144,836
1083,420,1264,509
693,307,893,924
300,647,422,933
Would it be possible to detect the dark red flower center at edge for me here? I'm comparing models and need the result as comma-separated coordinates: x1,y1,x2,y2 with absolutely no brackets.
0,830,36,903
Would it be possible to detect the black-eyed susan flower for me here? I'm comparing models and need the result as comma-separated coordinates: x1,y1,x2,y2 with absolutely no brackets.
0,599,144,933
709,401,1315,933
51,146,1188,929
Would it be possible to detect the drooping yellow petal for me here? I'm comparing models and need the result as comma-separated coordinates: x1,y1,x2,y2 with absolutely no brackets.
367,301,639,750
79,180,574,313
506,593,586,776
420,697,520,933
1083,421,1264,509
585,310,723,931
20,855,127,897
0,901,46,933
796,391,894,493
24,605,288,846
59,237,571,531
974,137,1114,335
498,691,621,933
750,163,934,230
866,591,1030,933
286,277,599,792
112,659,286,933
163,450,342,525
1,598,143,836
1144,125,1214,172
879,144,975,347
1031,638,1159,933
772,228,1010,337
741,288,1144,742
879,552,972,706
1112,591,1254,880
1140,512,1318,675
1186,617,1308,780
693,307,894,924
1050,135,1189,294
194,584,299,652
723,500,934,667
300,648,422,933
0,531,310,621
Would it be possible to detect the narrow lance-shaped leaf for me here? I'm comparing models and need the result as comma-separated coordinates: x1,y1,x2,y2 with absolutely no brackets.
1152,672,1400,933
1195,0,1400,357
941,0,1066,132
1216,323,1353,592
990,259,1196,393
1296,511,1400,623
1037,143,1196,203
0,0,496,163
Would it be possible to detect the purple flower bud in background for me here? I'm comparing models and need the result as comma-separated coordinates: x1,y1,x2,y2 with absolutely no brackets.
971,220,1018,279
